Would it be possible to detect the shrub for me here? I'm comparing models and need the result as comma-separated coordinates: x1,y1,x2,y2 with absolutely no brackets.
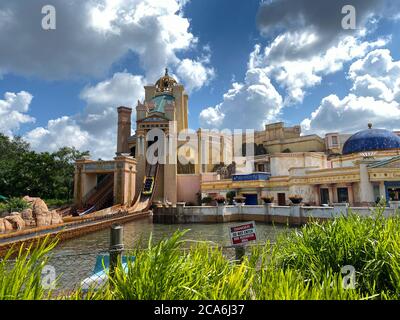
4,197,31,213
45,199,72,208
201,196,212,204
226,191,236,204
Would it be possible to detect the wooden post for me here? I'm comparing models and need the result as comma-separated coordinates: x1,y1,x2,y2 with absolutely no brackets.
110,224,124,279
235,246,245,264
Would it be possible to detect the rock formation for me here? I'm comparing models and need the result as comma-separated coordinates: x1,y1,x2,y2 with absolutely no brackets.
0,196,64,233
5,213,26,230
0,218,13,233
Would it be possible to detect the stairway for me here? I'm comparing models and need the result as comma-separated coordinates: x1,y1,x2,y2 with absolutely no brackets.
82,174,114,212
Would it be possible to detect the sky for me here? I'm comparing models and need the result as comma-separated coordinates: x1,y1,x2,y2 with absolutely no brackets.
1,0,400,159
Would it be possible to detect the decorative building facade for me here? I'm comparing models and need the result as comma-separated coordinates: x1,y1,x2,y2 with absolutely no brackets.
74,71,400,210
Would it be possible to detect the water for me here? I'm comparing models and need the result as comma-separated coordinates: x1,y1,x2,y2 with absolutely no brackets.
54,217,289,254
49,217,290,292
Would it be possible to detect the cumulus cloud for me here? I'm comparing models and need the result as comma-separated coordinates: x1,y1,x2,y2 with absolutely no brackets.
176,58,215,93
3,0,214,158
24,72,145,159
256,0,396,62
249,0,399,105
198,0,398,131
0,0,213,87
250,33,388,105
199,68,283,130
0,91,35,136
302,49,400,134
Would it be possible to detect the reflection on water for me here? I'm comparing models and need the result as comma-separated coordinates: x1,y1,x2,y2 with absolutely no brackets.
49,217,291,292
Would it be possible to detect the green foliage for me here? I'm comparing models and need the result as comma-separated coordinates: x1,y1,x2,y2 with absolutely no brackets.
0,133,89,200
201,196,212,204
272,205,400,298
3,206,400,300
4,197,31,213
226,191,236,204
45,199,72,208
0,238,57,300
81,230,365,300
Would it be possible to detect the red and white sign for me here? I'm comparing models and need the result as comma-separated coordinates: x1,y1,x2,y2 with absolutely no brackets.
230,221,257,246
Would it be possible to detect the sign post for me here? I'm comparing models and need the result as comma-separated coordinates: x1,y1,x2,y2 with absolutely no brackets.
229,221,257,263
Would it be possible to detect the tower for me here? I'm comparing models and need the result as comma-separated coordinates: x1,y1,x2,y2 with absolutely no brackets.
133,69,189,204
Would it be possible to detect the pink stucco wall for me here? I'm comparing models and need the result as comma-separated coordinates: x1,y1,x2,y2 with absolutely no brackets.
177,174,201,205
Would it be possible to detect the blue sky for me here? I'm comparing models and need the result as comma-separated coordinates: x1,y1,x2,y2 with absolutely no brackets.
1,0,400,159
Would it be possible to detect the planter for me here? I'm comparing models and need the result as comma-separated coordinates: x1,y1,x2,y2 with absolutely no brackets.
234,196,246,204
289,198,303,205
261,196,274,204
214,196,226,205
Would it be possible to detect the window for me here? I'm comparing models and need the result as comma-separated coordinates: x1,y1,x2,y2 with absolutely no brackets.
337,188,349,203
320,188,329,205
331,136,338,146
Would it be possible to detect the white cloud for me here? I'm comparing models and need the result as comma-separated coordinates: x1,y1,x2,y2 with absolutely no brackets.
251,34,388,104
176,58,215,93
302,49,400,134
5,0,215,158
199,68,283,130
24,72,145,159
0,0,213,87
0,91,35,136
198,31,387,130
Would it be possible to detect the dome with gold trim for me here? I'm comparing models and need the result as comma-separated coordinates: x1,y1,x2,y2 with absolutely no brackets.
342,123,400,155
155,68,177,93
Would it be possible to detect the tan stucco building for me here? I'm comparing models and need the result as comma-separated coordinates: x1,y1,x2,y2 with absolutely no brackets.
74,71,400,210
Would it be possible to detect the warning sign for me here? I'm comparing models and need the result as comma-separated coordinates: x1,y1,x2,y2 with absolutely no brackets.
229,221,257,246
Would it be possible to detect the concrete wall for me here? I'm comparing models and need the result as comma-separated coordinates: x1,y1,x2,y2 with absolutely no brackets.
154,203,398,226
177,174,201,204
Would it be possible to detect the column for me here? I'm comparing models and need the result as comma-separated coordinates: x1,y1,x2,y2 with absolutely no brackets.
379,181,386,200
348,184,354,206
117,107,132,154
328,185,335,205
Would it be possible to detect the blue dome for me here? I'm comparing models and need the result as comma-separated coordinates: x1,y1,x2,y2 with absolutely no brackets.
342,127,400,155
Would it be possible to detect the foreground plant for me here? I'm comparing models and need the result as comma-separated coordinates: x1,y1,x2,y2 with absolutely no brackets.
0,237,57,300
273,205,400,299
3,205,400,300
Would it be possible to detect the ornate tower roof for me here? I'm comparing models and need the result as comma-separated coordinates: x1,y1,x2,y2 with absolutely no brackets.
155,68,177,93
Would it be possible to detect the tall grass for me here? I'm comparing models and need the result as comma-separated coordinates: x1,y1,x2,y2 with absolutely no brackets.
0,238,57,300
272,205,400,299
3,205,400,300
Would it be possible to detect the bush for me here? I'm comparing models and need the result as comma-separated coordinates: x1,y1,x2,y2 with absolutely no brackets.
272,205,400,298
44,199,72,208
4,197,31,213
201,196,212,204
226,191,236,204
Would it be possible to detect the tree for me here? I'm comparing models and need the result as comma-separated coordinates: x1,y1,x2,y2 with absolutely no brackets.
0,133,89,200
